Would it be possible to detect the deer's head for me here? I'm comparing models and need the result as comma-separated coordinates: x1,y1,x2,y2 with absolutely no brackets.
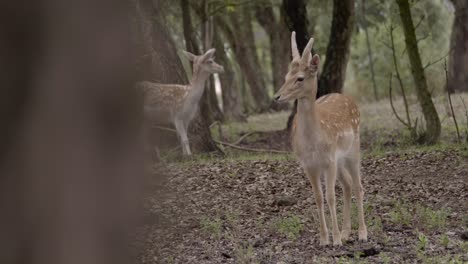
183,48,224,75
274,32,319,103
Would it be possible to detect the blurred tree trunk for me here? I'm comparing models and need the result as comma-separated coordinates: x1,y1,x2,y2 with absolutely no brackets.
255,4,290,111
139,0,221,154
362,0,378,100
318,0,355,95
201,1,224,123
181,0,222,125
448,0,468,93
282,0,310,130
213,25,247,122
396,0,441,144
0,0,144,263
220,9,271,112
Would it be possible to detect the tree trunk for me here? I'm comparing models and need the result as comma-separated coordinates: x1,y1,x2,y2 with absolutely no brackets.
255,4,290,111
396,0,441,144
318,0,355,95
282,0,310,130
362,0,378,100
223,9,271,112
140,0,221,154
448,0,468,93
0,0,143,263
213,26,247,122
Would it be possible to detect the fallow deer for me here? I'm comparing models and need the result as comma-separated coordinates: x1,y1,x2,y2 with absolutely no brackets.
274,32,367,246
139,48,224,155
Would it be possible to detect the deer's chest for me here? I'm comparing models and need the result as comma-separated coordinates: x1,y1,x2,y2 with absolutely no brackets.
292,131,332,168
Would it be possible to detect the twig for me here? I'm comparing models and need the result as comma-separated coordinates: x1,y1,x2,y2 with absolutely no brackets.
153,125,177,133
444,60,461,143
232,131,257,145
423,51,449,70
389,24,412,128
214,139,289,154
389,74,411,128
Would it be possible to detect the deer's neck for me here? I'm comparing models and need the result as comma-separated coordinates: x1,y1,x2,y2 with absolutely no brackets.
185,70,210,107
296,96,319,139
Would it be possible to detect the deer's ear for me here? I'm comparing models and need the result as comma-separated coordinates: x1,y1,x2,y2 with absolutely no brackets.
311,54,320,68
204,48,216,58
182,50,196,61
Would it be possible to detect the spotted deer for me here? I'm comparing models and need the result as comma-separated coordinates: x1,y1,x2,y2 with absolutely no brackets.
139,48,224,155
274,32,367,246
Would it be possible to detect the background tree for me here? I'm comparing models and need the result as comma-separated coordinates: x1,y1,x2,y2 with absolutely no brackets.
282,0,311,130
396,0,441,144
318,0,356,95
448,0,468,93
219,6,271,112
255,2,290,110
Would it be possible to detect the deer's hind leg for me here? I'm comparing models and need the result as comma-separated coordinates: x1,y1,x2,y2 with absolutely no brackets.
337,162,352,241
345,151,367,242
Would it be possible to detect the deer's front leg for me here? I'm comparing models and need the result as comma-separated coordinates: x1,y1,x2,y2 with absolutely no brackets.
306,168,329,246
174,119,191,156
325,160,342,246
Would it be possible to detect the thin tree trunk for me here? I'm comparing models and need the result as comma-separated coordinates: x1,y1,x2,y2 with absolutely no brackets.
213,26,247,122
282,0,310,130
318,0,355,95
362,0,378,100
256,4,290,111
448,0,468,93
396,0,441,144
222,9,271,112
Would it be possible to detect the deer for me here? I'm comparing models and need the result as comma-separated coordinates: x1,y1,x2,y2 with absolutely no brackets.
139,48,224,156
274,32,367,246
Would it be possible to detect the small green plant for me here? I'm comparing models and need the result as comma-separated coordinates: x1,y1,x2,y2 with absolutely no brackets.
440,234,450,248
275,215,304,240
389,201,412,226
417,232,429,252
416,205,449,231
200,216,223,239
380,252,391,264
233,241,258,264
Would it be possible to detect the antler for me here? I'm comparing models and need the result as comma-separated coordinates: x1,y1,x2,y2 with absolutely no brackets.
302,38,315,63
291,31,300,60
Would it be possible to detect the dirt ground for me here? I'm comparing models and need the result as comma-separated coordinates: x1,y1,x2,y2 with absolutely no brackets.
139,146,468,264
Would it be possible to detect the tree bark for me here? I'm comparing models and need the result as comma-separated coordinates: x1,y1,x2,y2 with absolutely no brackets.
282,0,310,130
213,26,247,122
222,9,271,112
362,0,378,100
396,0,441,144
255,4,290,111
139,0,221,154
318,0,355,95
448,0,468,93
0,0,143,263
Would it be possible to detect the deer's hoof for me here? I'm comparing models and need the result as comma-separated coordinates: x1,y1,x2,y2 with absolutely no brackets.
358,229,368,242
341,229,351,241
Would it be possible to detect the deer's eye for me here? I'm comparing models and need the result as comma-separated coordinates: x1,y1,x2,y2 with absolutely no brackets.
297,77,304,82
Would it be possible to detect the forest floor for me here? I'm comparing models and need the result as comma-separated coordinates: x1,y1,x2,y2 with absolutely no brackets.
140,95,468,264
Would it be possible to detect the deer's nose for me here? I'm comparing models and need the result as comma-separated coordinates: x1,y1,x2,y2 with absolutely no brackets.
274,95,281,101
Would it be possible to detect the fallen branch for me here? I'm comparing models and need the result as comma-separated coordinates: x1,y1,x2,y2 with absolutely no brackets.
152,125,177,133
232,131,259,145
214,139,289,154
